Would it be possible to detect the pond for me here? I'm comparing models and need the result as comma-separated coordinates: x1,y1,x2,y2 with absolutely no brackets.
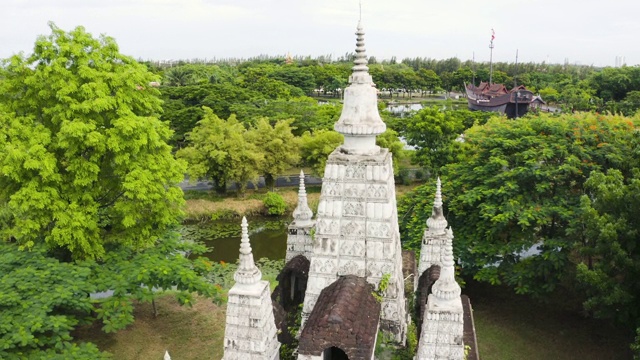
385,102,462,116
181,218,289,263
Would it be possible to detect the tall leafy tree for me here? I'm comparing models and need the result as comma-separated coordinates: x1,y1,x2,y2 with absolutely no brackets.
0,24,216,359
0,23,185,260
574,168,640,355
300,130,344,176
399,112,637,298
247,118,301,190
402,107,494,174
177,108,263,196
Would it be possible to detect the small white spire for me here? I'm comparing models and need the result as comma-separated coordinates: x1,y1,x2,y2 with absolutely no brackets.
234,217,262,285
432,227,462,303
292,170,313,226
426,177,448,234
352,21,369,74
164,351,171,360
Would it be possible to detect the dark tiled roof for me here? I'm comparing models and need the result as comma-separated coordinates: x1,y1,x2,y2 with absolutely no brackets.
298,275,380,359
276,254,310,282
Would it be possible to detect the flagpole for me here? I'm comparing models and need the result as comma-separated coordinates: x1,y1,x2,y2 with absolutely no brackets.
472,51,476,86
489,29,495,85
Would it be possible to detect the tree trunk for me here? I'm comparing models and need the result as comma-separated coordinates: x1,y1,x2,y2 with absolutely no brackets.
152,298,158,318
265,174,276,192
215,179,226,195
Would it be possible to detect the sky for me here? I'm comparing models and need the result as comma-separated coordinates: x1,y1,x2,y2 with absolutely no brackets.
2,0,640,67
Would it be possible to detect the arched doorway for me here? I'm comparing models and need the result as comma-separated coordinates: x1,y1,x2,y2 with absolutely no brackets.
323,346,349,360
277,255,309,311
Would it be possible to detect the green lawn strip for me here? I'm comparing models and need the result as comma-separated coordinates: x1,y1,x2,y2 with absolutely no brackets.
467,280,632,360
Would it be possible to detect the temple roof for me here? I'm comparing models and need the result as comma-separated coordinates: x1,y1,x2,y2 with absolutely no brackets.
277,254,310,282
298,275,380,359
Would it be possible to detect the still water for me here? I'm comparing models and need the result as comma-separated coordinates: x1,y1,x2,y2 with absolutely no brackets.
385,102,460,116
182,219,288,263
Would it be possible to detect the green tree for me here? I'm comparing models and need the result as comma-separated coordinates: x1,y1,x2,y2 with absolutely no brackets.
417,69,442,95
399,112,637,298
574,168,640,346
300,130,344,176
376,129,406,173
452,66,474,91
247,118,301,190
164,66,195,86
0,24,216,359
401,107,493,174
177,108,263,196
538,87,560,103
0,23,185,259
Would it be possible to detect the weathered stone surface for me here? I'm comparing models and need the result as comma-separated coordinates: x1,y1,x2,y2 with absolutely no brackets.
298,275,380,360
222,218,279,360
417,178,449,291
286,171,315,262
301,149,408,342
300,21,407,344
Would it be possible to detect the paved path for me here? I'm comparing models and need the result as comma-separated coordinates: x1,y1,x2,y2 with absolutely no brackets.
179,174,323,192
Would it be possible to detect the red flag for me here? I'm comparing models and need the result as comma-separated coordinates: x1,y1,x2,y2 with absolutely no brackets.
491,28,495,41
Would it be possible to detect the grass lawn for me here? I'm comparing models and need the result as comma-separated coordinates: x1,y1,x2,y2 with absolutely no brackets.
465,279,632,360
76,279,633,359
75,294,225,360
183,183,420,221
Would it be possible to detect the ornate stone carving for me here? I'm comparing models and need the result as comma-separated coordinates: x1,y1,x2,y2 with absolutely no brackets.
341,220,364,236
343,202,364,216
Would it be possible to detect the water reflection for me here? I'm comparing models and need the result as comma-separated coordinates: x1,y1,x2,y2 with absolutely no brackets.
182,219,288,263
385,102,460,116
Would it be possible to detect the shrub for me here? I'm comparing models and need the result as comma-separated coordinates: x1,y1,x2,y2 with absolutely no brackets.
263,192,286,216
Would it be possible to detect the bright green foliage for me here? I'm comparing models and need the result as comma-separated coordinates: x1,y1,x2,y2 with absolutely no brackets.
247,119,301,190
0,24,185,260
90,232,217,332
538,87,561,103
402,107,495,174
376,129,406,173
263,192,287,216
0,242,108,359
299,130,344,176
231,97,342,135
177,108,263,196
399,112,638,297
0,234,216,359
574,168,640,331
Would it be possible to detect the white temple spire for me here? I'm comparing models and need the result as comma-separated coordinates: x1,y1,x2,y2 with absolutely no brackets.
233,217,262,285
292,170,313,226
333,21,386,155
426,177,448,234
431,227,462,303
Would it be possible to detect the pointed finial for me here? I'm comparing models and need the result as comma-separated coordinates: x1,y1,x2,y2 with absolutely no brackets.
434,177,443,208
333,20,386,151
359,0,362,22
234,217,262,285
426,178,448,234
293,170,313,226
353,20,368,74
432,227,462,302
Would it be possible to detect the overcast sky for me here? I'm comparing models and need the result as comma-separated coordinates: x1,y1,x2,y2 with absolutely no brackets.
2,0,639,67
